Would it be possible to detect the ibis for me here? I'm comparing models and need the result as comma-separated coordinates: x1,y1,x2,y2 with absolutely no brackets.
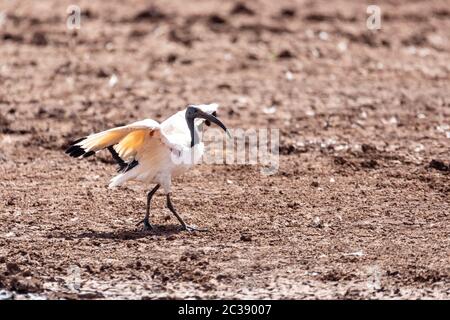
65,104,229,232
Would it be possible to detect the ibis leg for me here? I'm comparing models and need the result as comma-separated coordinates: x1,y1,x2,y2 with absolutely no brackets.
166,194,207,232
137,184,160,231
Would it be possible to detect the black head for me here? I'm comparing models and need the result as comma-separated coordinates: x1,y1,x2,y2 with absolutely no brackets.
185,105,228,147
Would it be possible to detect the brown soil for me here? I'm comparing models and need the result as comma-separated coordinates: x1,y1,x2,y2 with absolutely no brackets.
0,0,449,299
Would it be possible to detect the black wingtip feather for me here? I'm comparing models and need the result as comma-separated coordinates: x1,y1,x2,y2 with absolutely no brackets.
71,137,87,145
67,146,86,158
82,150,95,158
65,137,89,157
65,146,75,154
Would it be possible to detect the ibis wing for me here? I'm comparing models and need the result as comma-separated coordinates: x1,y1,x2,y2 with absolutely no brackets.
66,119,170,160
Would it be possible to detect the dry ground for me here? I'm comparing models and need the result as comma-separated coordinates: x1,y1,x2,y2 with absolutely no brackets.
0,0,449,299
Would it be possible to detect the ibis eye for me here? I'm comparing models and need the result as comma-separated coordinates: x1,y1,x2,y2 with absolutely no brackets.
212,111,217,117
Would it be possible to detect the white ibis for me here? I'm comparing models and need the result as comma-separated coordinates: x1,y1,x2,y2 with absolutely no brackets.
65,104,228,232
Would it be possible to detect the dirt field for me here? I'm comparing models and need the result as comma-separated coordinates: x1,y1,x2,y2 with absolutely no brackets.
0,0,449,299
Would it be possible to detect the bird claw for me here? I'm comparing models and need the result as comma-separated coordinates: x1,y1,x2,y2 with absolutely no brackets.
136,219,154,231
143,224,153,232
183,225,208,232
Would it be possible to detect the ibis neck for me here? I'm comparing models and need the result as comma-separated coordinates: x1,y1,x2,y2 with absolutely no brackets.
187,118,200,147
191,128,199,147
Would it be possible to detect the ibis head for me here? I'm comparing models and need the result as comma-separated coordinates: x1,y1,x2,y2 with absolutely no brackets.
185,105,228,147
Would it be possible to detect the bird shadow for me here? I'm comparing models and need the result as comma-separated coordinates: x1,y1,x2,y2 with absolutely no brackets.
55,224,186,241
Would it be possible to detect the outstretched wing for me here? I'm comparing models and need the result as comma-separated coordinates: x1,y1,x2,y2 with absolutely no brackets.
65,119,174,172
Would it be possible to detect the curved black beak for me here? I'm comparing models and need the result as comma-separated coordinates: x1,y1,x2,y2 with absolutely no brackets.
195,110,227,133
205,111,217,126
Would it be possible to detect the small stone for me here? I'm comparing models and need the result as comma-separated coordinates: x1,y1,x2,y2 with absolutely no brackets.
263,106,277,114
108,74,118,87
318,31,329,41
310,217,323,228
285,71,294,81
337,41,348,52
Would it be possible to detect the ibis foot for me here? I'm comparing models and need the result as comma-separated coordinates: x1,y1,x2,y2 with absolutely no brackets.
136,219,154,231
183,225,208,232
143,220,154,231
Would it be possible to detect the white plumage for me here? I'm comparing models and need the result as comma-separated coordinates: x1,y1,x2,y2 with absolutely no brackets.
66,103,227,231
